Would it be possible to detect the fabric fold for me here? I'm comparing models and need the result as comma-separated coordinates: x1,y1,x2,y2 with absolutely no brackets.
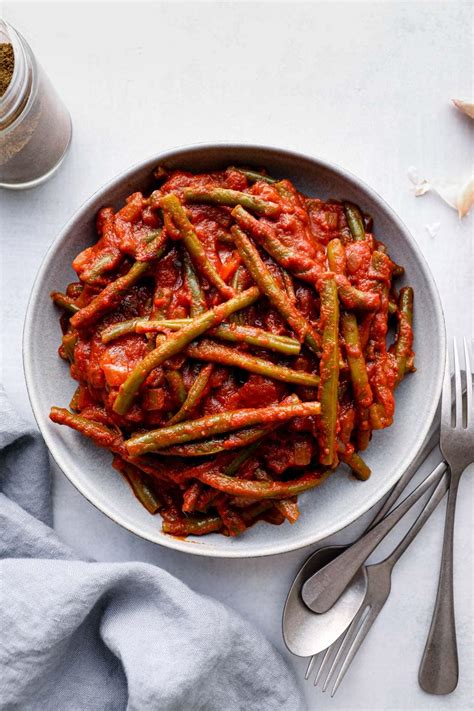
0,388,305,711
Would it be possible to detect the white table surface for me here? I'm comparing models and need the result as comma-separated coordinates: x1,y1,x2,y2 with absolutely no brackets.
1,2,473,709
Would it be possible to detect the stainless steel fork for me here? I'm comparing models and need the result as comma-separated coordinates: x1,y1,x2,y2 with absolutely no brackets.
418,338,473,694
305,338,473,696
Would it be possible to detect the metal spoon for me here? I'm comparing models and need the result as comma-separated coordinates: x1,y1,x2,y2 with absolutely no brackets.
283,421,440,657
302,451,446,613
283,543,367,656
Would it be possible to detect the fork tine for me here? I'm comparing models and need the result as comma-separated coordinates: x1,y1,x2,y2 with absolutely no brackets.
441,344,452,428
305,655,317,680
328,605,378,697
320,605,370,693
463,338,472,427
453,339,463,427
314,642,339,687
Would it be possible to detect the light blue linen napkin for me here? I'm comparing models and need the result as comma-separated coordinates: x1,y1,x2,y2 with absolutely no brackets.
0,388,305,711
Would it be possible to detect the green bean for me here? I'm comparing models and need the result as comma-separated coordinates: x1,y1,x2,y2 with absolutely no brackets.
318,275,340,467
337,282,380,311
275,498,300,523
274,180,295,202
216,230,235,245
327,239,380,311
215,499,247,536
232,225,320,353
341,312,373,451
340,450,371,480
238,501,274,520
229,167,278,184
327,238,347,275
166,395,300,462
141,228,164,245
406,352,416,373
183,250,207,316
50,291,80,314
49,407,123,450
188,468,329,500
113,287,260,415
162,516,223,536
229,265,246,324
70,260,152,330
186,339,319,387
101,319,142,343
232,206,322,284
149,279,170,321
182,481,202,512
49,407,171,481
165,370,187,406
344,202,366,241
254,468,301,523
158,425,269,457
81,252,119,284
125,401,321,455
281,269,296,303
61,332,77,363
113,458,162,514
69,386,81,412
341,313,372,409
159,193,233,298
103,317,300,355
369,402,388,430
393,287,414,385
220,395,299,473
211,323,300,355
184,187,280,217
274,180,306,212
138,229,167,262
167,364,214,425
392,262,405,278
223,439,264,476
356,425,371,452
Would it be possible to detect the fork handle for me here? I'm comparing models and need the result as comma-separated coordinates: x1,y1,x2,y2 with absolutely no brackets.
301,461,446,613
418,467,460,695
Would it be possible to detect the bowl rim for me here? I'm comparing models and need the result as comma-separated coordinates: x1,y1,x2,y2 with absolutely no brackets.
23,141,446,558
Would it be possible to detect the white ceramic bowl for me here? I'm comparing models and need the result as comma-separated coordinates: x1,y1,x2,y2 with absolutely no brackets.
23,144,445,557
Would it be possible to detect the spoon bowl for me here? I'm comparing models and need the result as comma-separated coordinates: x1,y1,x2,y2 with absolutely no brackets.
282,544,367,657
283,423,441,658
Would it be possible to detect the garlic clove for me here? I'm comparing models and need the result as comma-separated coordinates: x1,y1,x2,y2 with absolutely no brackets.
408,168,474,219
457,177,474,218
452,99,474,119
428,180,461,210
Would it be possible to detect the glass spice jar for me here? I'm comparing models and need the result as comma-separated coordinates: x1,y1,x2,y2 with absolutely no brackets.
0,20,72,189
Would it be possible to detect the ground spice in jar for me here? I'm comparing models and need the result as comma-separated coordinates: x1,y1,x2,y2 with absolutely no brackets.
0,43,14,96
0,22,71,188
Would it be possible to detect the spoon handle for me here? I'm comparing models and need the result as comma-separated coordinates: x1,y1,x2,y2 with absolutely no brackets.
371,426,440,526
301,461,446,613
384,465,448,568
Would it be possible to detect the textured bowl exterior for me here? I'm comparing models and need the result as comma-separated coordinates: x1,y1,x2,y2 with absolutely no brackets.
23,144,445,558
